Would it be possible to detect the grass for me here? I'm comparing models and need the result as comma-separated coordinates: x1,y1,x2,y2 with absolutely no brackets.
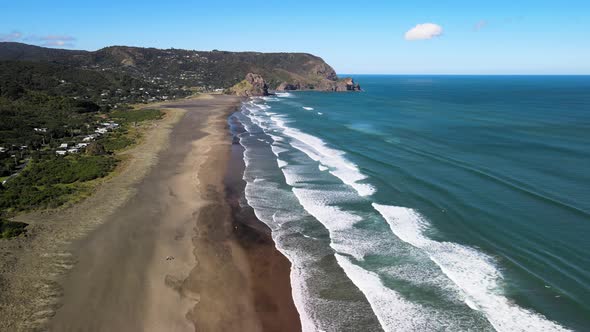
0,155,117,212
0,219,28,238
101,128,136,152
109,108,163,124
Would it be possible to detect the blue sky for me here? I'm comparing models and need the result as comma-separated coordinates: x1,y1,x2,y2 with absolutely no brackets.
1,0,589,74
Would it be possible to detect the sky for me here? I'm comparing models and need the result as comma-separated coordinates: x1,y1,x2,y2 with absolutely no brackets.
1,0,589,74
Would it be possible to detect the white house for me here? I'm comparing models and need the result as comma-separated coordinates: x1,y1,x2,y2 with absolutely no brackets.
76,143,88,148
56,150,67,156
83,135,97,142
67,148,79,154
59,143,69,149
95,128,108,135
0,147,6,153
33,127,48,133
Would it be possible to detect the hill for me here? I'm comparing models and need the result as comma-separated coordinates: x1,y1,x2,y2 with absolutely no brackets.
0,42,353,91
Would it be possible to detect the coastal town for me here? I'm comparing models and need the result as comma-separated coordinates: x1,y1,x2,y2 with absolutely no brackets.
1,117,122,185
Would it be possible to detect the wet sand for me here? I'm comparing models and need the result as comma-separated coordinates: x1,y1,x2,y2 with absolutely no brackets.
0,94,300,331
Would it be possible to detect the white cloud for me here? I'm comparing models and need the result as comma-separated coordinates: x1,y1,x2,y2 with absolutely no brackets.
0,31,23,42
24,34,76,47
404,23,443,41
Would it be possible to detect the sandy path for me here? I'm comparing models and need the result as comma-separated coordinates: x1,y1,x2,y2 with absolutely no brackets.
0,99,186,331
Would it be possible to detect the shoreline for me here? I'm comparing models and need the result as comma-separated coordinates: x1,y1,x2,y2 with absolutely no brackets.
225,112,302,331
0,94,301,331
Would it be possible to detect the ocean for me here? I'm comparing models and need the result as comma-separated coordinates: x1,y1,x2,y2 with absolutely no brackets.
230,75,590,331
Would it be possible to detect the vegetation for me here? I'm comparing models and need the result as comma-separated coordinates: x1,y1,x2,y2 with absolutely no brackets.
0,42,339,91
0,41,339,220
109,108,163,124
0,155,117,212
0,219,27,238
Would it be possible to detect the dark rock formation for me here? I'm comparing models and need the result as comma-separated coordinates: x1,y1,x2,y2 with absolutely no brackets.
276,82,301,91
229,73,269,97
277,77,361,92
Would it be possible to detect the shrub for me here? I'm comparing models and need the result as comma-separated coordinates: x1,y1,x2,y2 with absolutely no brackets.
0,219,28,238
109,109,162,124
0,155,117,211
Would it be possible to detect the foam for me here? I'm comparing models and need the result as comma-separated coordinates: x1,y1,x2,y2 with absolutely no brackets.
275,92,294,98
269,117,375,196
318,164,328,171
335,254,455,331
372,203,570,332
292,188,360,232
277,159,288,168
302,106,314,111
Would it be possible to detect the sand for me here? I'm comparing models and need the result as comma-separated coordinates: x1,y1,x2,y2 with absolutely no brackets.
0,94,300,331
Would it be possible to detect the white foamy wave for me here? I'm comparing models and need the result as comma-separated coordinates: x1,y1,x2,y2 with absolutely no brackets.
275,92,294,98
293,188,360,232
290,186,378,261
270,118,375,196
277,159,288,168
372,204,570,332
302,106,314,111
270,144,288,156
335,254,457,332
318,164,328,171
317,112,323,115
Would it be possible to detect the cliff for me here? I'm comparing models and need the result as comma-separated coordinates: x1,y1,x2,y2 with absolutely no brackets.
229,73,269,97
0,42,356,93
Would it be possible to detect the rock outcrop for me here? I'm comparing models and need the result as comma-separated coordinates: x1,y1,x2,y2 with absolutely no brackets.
276,77,361,92
229,73,269,97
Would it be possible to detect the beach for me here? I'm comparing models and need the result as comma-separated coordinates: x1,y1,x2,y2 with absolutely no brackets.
0,94,300,331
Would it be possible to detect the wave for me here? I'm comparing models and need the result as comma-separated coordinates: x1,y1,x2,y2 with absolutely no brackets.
372,203,570,332
275,92,294,98
335,254,457,331
268,115,375,196
302,106,314,111
238,97,571,332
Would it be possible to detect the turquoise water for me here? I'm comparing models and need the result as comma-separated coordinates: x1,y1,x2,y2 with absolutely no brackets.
232,76,590,331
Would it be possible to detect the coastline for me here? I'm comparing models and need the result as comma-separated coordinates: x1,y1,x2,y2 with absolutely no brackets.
0,94,301,331
225,113,302,331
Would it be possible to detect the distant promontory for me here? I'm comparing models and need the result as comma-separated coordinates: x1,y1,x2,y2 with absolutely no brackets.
0,42,360,100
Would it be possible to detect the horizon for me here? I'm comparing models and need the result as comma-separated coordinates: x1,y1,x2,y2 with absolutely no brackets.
1,1,590,75
5,41,590,77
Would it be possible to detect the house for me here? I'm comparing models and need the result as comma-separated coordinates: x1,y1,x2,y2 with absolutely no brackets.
101,122,119,129
34,127,48,133
67,148,79,154
59,143,69,149
95,128,108,135
76,143,88,148
83,135,96,142
56,150,67,156
0,147,6,153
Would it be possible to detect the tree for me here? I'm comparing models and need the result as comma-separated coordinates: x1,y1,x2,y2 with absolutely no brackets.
85,142,107,156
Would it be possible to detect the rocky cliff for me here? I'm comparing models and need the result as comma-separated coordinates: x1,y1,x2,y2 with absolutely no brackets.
276,77,361,92
0,42,357,93
229,73,269,97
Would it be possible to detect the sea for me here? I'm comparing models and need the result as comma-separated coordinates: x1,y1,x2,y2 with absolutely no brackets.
229,75,590,332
